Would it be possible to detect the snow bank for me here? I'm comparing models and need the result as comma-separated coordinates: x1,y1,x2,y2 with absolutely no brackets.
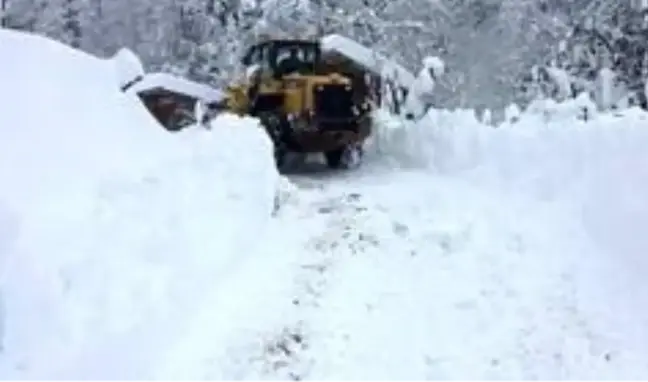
0,29,278,379
372,94,648,259
365,107,479,170
453,105,648,267
401,102,648,249
370,99,648,261
373,100,648,342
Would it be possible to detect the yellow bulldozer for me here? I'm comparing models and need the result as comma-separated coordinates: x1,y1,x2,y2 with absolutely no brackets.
222,35,412,170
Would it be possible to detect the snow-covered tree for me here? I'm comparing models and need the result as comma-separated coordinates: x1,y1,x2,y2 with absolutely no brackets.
7,0,648,114
523,1,648,111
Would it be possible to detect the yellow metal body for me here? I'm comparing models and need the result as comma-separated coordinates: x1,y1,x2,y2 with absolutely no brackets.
224,83,249,115
221,38,374,155
224,71,353,118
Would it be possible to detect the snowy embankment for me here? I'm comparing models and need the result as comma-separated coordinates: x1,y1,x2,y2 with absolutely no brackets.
413,102,648,268
302,102,648,379
0,29,279,378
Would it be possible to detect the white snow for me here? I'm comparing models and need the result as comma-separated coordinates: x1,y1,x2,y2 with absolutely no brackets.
320,33,416,89
403,56,445,120
198,101,648,379
423,55,445,76
4,28,648,381
111,47,145,90
481,108,492,125
543,65,573,100
127,72,225,103
504,102,522,123
0,29,279,379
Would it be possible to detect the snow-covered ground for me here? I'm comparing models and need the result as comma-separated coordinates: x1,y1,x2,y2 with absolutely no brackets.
247,106,648,379
3,29,648,379
0,29,279,378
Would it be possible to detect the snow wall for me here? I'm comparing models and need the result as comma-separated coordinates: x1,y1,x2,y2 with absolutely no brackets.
368,98,648,292
0,29,280,378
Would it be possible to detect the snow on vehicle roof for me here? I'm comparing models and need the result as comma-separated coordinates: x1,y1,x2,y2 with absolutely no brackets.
128,72,224,103
320,34,415,89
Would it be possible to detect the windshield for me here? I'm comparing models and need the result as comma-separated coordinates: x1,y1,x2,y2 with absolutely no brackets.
276,45,316,65
243,44,270,69
242,41,319,76
273,43,318,74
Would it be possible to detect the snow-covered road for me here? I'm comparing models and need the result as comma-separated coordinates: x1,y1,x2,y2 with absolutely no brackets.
163,156,648,380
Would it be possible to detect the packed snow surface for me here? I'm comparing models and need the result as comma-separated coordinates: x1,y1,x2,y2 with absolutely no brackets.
3,29,648,380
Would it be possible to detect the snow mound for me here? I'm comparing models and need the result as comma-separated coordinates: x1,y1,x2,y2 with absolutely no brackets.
365,107,478,170
371,94,648,256
441,104,648,265
374,100,648,306
370,97,631,177
0,29,278,379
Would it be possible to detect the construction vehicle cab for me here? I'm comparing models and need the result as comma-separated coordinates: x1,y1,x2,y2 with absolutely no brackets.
225,37,372,171
242,39,320,78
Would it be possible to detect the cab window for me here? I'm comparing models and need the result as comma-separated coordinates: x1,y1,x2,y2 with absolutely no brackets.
242,44,266,66
273,44,317,70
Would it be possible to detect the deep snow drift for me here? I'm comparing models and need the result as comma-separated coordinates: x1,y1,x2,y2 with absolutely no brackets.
4,28,648,380
0,29,279,378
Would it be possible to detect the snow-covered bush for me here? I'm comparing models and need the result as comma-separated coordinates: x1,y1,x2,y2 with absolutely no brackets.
504,103,521,124
512,92,598,127
403,56,445,120
523,6,648,112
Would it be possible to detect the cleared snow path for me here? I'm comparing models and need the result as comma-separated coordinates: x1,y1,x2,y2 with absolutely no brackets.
162,107,648,380
185,160,648,380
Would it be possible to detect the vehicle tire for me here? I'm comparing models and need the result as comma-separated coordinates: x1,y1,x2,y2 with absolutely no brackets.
274,145,287,171
325,144,363,169
324,147,345,169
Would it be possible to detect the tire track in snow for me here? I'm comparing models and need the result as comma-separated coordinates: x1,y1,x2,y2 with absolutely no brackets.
281,194,368,380
273,171,631,379
219,173,391,380
205,167,648,379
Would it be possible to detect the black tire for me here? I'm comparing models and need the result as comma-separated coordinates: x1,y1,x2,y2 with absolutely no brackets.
325,144,363,169
257,113,286,171
324,148,345,169
274,146,287,171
